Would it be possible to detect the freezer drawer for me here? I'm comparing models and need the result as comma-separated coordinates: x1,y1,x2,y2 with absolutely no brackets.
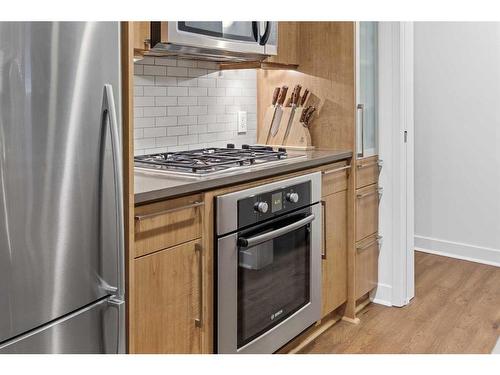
0,297,125,354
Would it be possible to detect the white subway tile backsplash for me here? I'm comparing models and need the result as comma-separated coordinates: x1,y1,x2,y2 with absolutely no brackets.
144,65,167,76
188,106,207,116
143,86,167,96
168,106,188,116
134,96,155,107
134,57,257,154
168,87,188,96
156,136,178,147
167,67,188,77
208,87,226,97
189,87,208,97
155,76,177,86
177,59,197,68
178,135,198,145
178,115,198,125
156,116,178,126
197,114,216,124
155,96,177,107
143,127,166,138
135,75,155,86
178,97,198,106
143,107,167,117
177,77,199,87
154,57,177,66
167,126,188,136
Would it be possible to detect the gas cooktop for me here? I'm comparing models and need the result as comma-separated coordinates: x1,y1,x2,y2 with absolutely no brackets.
135,144,302,177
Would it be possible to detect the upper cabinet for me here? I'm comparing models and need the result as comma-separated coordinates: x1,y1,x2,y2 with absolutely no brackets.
132,21,299,69
356,22,379,158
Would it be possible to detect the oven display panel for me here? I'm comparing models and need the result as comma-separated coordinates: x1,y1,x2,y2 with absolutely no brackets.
271,192,282,213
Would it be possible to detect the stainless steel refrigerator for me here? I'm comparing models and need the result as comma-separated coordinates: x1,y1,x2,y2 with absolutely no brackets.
0,22,125,353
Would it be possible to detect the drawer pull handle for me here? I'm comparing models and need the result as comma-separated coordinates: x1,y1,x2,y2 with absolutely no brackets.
321,200,327,259
356,236,383,251
322,164,351,175
357,159,383,170
195,243,203,328
134,201,204,221
356,187,383,199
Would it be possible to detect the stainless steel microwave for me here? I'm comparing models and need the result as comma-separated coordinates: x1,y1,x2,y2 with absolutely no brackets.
149,22,278,62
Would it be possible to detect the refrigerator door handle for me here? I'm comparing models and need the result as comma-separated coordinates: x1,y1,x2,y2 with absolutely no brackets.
100,84,125,300
106,296,125,354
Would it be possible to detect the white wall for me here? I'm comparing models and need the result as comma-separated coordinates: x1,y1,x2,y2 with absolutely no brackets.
134,56,257,155
414,22,500,266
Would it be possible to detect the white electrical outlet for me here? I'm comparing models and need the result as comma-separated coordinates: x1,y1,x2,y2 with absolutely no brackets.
237,111,247,133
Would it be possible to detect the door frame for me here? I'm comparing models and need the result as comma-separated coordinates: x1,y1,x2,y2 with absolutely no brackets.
372,22,415,307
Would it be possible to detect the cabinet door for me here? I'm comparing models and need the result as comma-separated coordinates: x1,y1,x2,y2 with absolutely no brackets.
321,190,348,318
133,22,151,53
355,234,380,299
355,184,379,242
133,240,202,353
265,22,299,65
356,21,378,158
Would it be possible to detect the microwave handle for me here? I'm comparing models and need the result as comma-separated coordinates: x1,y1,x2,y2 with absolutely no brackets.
238,214,316,248
252,22,259,42
259,21,271,45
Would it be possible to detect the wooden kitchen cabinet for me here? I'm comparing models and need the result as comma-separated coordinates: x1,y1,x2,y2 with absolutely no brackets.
134,194,203,258
133,240,203,353
355,234,380,299
356,156,380,189
321,189,348,317
133,21,151,55
265,22,300,66
355,184,379,242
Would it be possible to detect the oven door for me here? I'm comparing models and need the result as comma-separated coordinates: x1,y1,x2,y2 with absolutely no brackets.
169,22,270,55
217,204,321,354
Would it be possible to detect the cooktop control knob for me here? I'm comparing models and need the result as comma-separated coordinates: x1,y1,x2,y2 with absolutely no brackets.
254,201,269,214
286,192,299,203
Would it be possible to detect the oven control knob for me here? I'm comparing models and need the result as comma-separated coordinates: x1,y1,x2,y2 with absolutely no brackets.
254,201,269,214
286,192,299,203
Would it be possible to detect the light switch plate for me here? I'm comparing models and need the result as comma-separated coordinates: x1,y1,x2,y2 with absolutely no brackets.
237,111,247,133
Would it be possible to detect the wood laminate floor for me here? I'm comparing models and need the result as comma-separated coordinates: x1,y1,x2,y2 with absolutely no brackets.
301,251,500,354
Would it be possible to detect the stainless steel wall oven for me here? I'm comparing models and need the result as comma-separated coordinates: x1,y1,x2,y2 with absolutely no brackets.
216,173,321,354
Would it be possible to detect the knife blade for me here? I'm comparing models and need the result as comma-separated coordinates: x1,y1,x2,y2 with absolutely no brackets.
269,86,288,137
264,87,281,143
283,84,302,143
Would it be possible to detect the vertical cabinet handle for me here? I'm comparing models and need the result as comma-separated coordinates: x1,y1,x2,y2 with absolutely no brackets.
195,243,203,328
321,200,327,259
357,103,365,158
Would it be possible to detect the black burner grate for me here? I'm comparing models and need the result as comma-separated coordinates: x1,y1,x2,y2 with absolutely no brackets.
134,145,288,174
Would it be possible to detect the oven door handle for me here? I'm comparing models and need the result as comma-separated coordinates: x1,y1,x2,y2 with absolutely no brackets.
237,214,316,248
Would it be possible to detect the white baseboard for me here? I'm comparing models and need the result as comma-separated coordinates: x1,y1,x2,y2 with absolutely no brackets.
370,283,393,307
415,235,500,267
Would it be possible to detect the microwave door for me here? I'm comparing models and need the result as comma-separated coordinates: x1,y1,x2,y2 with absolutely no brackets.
171,22,265,55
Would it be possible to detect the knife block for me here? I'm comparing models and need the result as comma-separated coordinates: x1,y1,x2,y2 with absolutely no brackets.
256,105,276,144
284,113,313,149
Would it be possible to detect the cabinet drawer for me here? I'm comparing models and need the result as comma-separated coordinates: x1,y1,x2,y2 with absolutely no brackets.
355,234,381,299
321,162,349,197
134,194,203,258
356,156,379,189
355,184,379,242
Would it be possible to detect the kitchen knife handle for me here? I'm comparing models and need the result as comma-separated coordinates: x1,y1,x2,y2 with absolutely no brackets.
292,85,302,105
300,106,309,123
300,89,309,106
277,86,288,106
271,87,280,106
